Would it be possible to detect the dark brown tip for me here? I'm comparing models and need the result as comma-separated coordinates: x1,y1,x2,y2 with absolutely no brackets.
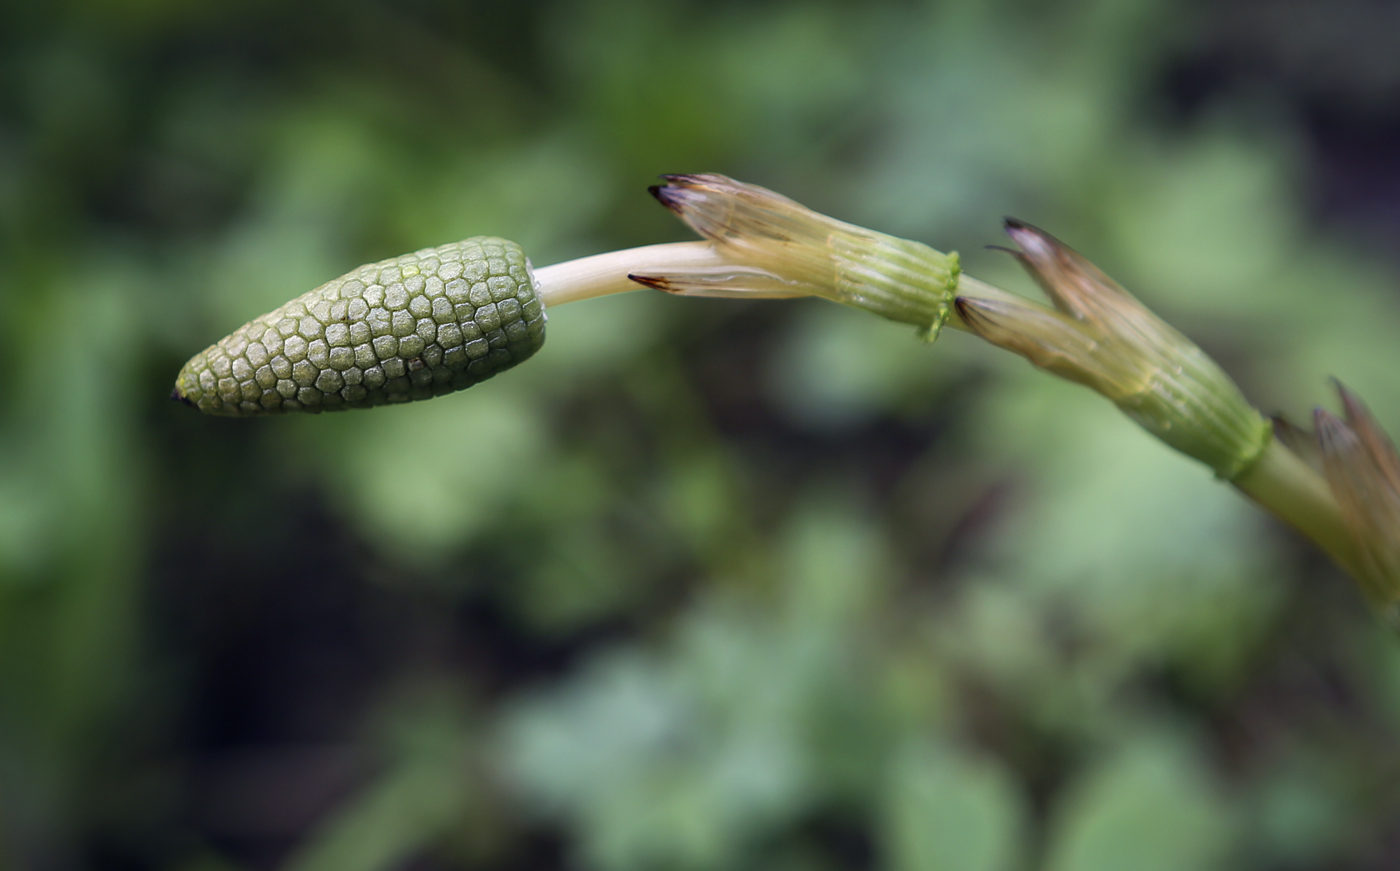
648,183,683,213
1002,220,1063,268
953,296,990,331
170,388,195,407
629,273,675,292
1003,219,1055,247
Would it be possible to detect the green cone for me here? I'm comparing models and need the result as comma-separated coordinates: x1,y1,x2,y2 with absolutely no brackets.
174,237,546,416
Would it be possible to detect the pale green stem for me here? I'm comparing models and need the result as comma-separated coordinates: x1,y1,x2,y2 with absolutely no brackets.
1232,438,1360,575
533,242,729,306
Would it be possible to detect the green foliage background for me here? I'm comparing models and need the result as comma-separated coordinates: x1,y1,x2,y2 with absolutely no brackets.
4,0,1400,868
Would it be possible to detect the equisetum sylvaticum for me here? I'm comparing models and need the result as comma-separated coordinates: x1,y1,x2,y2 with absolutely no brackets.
174,173,1400,632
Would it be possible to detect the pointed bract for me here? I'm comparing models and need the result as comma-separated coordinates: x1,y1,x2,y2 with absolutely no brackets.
954,296,1126,390
1336,382,1400,494
1317,386,1400,622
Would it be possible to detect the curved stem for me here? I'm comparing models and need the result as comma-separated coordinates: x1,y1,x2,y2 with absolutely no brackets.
538,239,1362,585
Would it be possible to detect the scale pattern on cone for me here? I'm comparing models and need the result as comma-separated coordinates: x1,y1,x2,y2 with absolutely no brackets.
173,237,546,416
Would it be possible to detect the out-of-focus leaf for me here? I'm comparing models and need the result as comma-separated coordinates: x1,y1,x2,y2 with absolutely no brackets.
500,614,818,871
1045,735,1234,871
499,503,896,869
1106,137,1298,317
1250,757,1353,867
767,302,959,431
881,739,1027,871
281,751,472,871
282,693,478,871
972,374,1279,669
303,387,548,559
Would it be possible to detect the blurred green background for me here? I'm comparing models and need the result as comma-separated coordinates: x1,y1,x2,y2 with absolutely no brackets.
5,0,1400,868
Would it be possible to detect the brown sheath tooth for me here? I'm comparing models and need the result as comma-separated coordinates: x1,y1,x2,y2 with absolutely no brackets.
628,273,674,292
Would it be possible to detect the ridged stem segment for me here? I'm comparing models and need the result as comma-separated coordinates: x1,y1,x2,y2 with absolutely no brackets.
638,174,962,340
955,220,1272,482
1232,437,1360,578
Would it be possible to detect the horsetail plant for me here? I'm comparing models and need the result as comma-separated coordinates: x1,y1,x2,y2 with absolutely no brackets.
174,173,1400,630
